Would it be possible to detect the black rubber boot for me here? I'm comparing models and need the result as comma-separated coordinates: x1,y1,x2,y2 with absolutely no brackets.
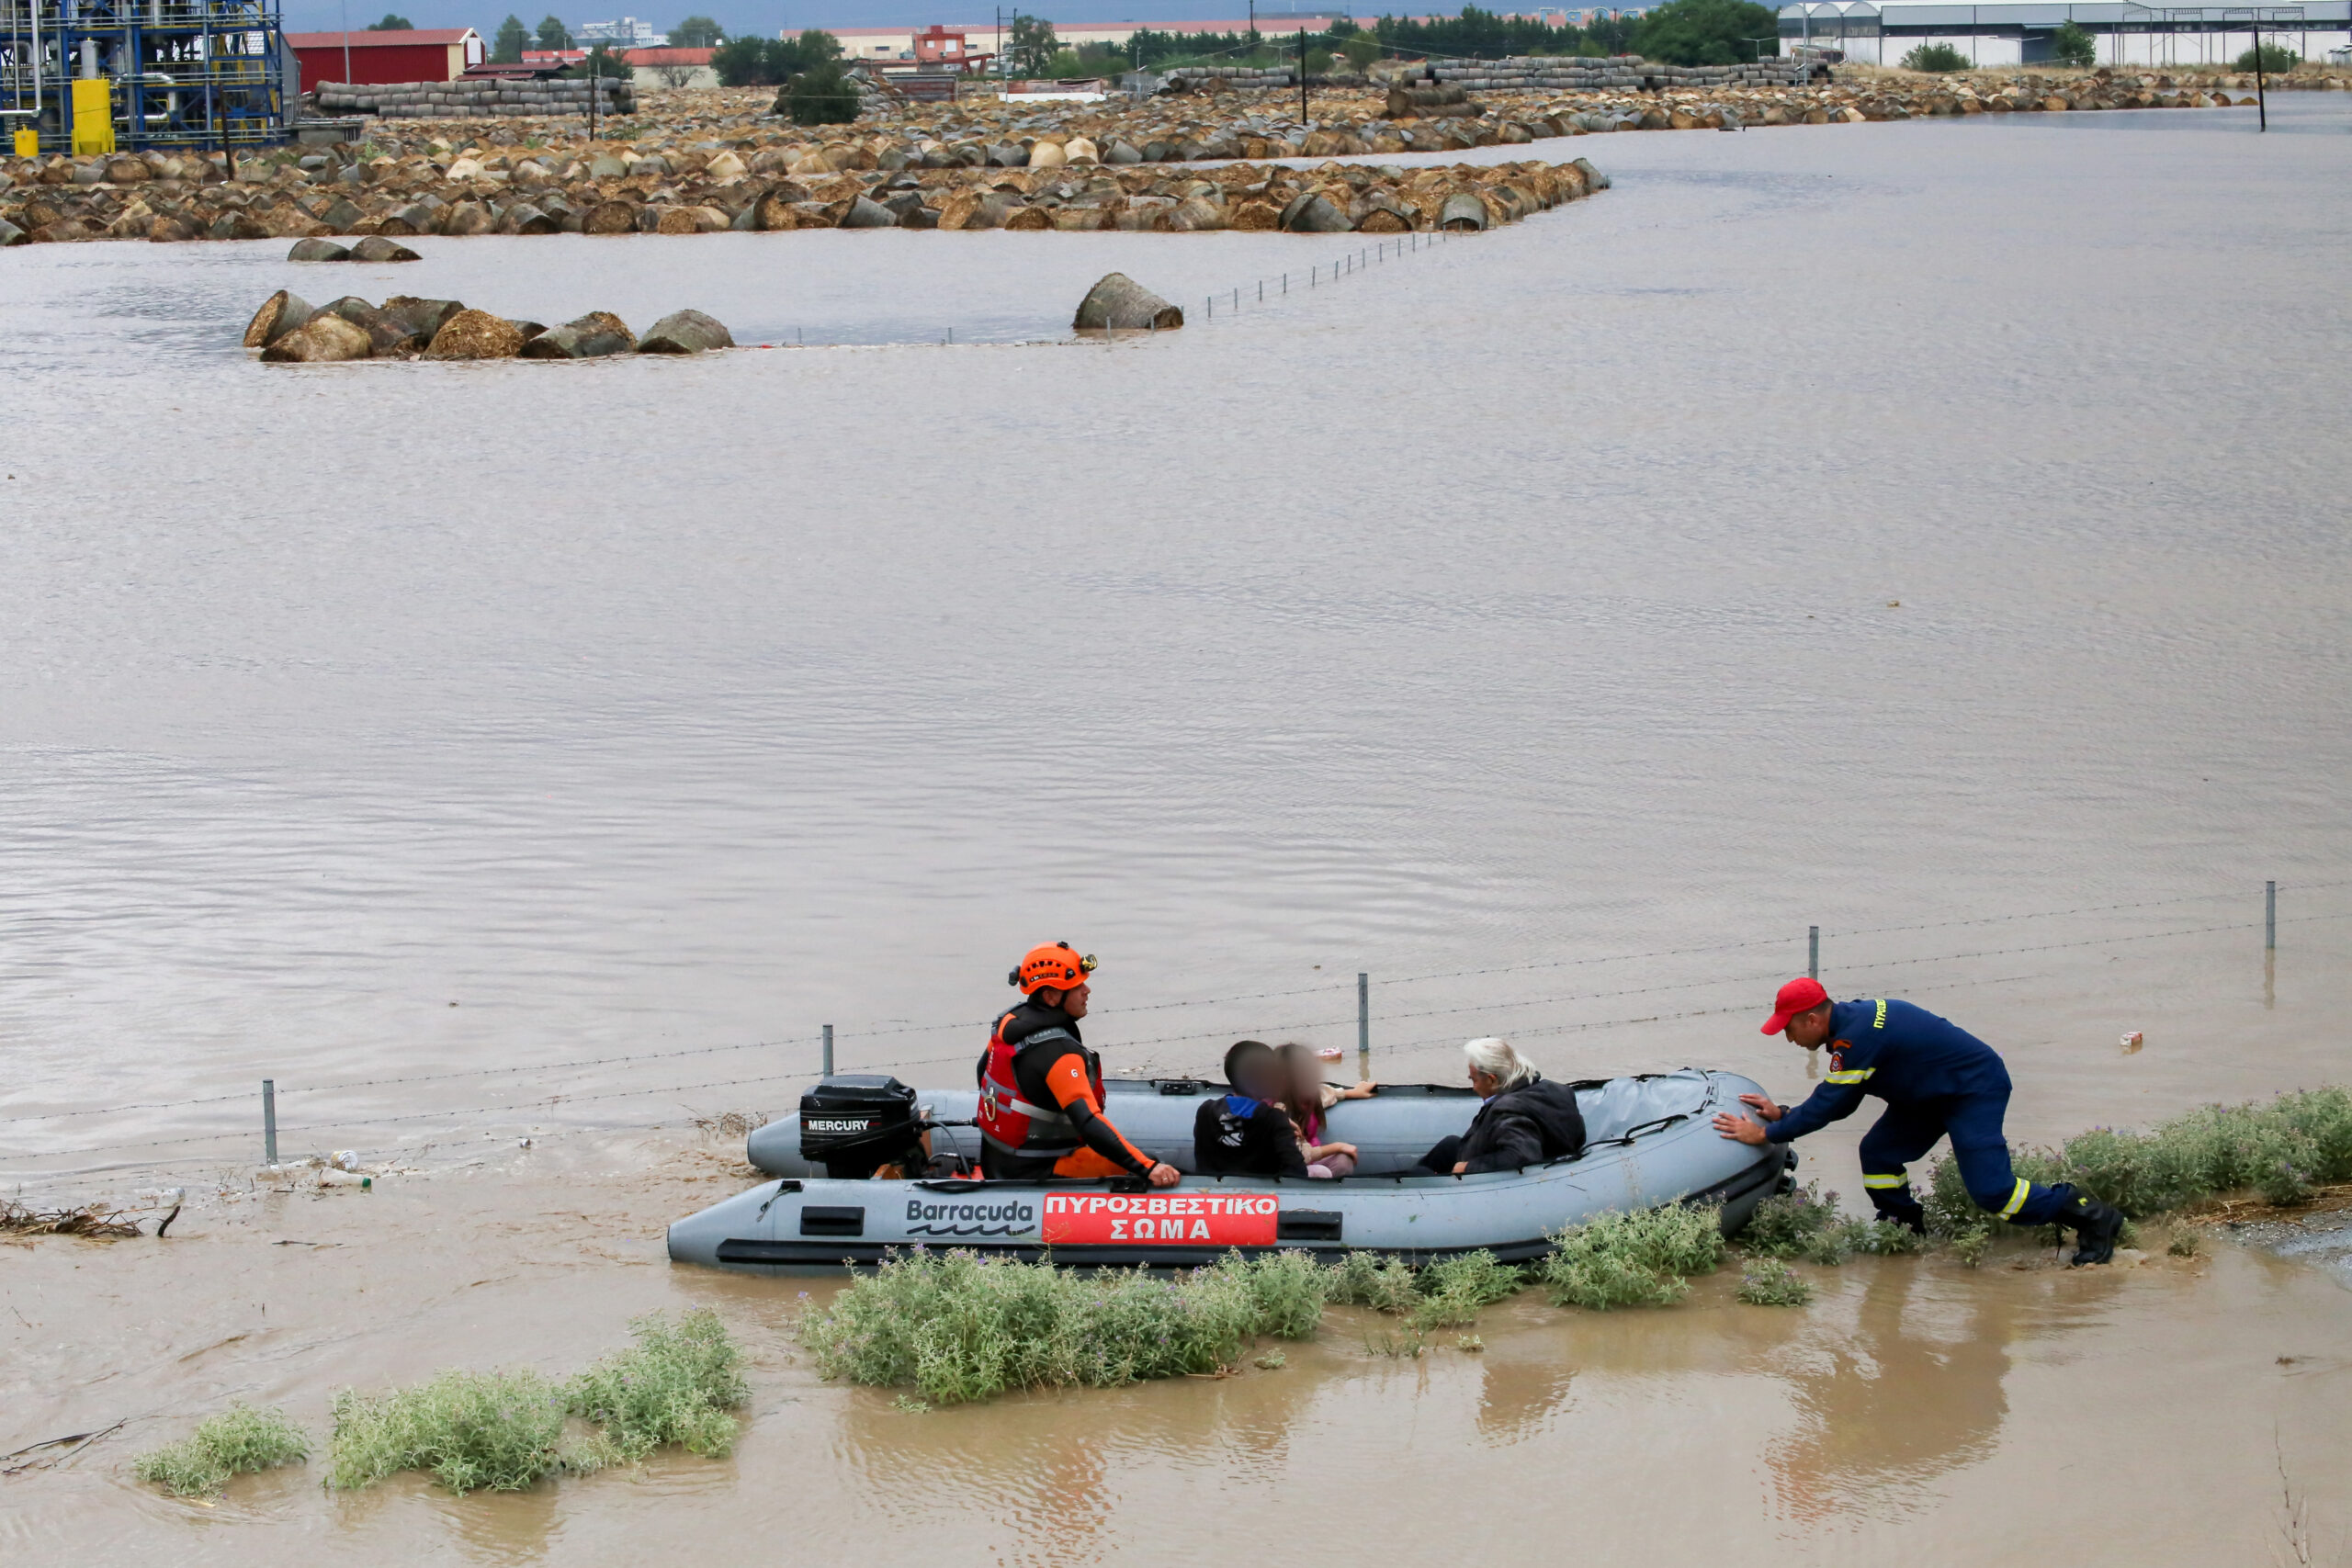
2064,1193,2125,1267
1868,1189,1928,1235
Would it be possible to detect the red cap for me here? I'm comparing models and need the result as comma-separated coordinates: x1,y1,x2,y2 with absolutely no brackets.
1761,976,1829,1035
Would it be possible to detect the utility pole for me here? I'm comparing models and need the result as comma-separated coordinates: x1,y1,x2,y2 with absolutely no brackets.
1298,25,1306,124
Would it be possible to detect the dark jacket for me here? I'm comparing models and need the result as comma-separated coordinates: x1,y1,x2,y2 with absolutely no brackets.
1767,997,2013,1145
1193,1095,1310,1178
1457,1076,1588,1173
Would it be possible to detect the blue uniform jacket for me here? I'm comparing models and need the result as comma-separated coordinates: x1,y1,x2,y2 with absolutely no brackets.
1766,998,2013,1144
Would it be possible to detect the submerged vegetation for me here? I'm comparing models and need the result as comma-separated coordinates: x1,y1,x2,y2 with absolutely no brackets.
132,1310,752,1498
566,1308,750,1461
1539,1204,1724,1309
1736,1258,1814,1306
132,1404,310,1495
799,1248,1333,1405
327,1368,576,1494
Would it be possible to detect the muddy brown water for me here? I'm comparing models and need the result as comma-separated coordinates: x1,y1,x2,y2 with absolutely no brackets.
4,100,2351,1563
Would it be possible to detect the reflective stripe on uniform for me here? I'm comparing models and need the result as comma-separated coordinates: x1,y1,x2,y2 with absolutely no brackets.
1998,1177,2032,1218
1871,998,1887,1029
1862,1173,1910,1190
1825,1068,1874,1084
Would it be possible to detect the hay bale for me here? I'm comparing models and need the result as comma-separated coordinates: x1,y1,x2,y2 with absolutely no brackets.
259,314,372,362
287,237,352,262
582,200,639,235
242,289,314,348
520,310,638,358
1073,271,1182,332
348,235,422,262
422,308,525,360
636,310,734,354
1439,191,1489,231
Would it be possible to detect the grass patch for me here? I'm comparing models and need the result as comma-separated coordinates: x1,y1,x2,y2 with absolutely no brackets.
565,1309,750,1461
133,1404,309,1495
1539,1204,1724,1310
1324,1251,1420,1314
1926,1088,2352,1232
797,1248,1331,1406
1737,1258,1814,1306
2167,1229,2201,1258
1406,1249,1526,1329
1744,1183,1929,1264
327,1370,580,1494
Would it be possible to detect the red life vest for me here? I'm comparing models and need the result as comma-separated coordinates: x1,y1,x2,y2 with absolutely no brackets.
976,1009,1092,1161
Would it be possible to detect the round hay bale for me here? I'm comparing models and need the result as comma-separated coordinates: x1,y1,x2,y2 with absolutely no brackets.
1072,271,1182,332
242,288,314,348
259,314,372,362
423,308,525,360
636,310,734,354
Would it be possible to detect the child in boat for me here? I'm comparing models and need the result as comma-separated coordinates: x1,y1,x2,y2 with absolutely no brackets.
1275,1041,1377,1178
1194,1040,1311,1178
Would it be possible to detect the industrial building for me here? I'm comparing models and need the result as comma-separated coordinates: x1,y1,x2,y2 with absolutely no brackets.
286,27,481,93
2,0,291,155
1779,0,2352,65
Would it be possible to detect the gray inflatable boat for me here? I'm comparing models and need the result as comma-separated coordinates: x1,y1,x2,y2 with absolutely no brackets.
668,1068,1795,1270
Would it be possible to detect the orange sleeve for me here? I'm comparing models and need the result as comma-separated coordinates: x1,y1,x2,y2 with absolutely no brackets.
1044,1055,1154,1172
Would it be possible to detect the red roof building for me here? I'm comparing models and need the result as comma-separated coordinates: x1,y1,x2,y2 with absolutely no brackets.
287,28,484,92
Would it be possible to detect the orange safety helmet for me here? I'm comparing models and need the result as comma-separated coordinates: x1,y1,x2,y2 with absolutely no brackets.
1010,942,1098,995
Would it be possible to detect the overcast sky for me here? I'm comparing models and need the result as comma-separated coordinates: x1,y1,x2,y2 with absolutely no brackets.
287,1,1375,36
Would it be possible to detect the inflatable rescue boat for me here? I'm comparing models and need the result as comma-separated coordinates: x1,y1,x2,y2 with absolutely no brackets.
667,1068,1796,1270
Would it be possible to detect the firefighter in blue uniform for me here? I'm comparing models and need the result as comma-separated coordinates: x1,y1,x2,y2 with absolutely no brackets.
1714,976,2126,1266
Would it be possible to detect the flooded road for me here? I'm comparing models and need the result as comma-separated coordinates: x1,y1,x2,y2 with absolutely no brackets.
3,98,2350,1563
6,1144,2349,1567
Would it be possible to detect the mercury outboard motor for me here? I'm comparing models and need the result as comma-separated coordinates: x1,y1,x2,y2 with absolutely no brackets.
798,1075,926,1179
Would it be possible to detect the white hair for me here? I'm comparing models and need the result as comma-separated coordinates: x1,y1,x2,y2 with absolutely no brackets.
1464,1036,1537,1091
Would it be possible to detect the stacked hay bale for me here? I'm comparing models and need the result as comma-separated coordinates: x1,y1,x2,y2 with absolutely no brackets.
1423,55,1815,91
316,76,634,118
1163,65,1299,90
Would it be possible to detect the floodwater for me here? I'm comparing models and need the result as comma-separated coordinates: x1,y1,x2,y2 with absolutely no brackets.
4,98,2350,1563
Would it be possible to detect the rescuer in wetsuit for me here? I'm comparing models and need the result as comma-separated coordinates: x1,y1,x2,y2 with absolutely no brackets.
1714,977,2127,1266
978,943,1181,1187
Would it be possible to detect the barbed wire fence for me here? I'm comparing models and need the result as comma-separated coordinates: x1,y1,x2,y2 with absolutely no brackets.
3,878,2345,1179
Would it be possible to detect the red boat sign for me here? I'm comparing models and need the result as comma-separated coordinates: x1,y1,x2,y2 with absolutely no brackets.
1042,1191,1279,1246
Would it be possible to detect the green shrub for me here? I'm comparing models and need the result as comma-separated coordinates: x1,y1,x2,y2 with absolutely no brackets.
1742,1182,1841,1258
2234,41,2299,72
1409,1249,1526,1329
327,1370,578,1494
797,1248,1329,1405
786,63,860,126
565,1309,749,1462
1324,1250,1421,1315
2167,1229,2200,1258
2052,20,2097,66
1902,41,1972,72
1540,1204,1724,1310
1737,1258,1813,1306
133,1404,309,1495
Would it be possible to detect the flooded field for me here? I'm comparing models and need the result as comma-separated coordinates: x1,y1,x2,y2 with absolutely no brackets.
3,99,2349,1564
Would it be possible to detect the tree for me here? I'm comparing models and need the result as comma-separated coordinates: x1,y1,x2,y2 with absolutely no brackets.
535,14,571,50
668,14,724,47
786,62,858,124
1900,40,1970,71
712,35,771,84
1341,32,1381,69
1629,0,1780,65
365,12,412,28
492,13,528,62
2234,39,2298,70
793,28,842,63
1005,14,1058,75
2050,20,2095,66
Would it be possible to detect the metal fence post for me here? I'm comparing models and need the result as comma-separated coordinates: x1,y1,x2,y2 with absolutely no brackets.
1357,972,1370,1081
262,1078,277,1166
822,1023,834,1077
1808,925,1819,979
2266,880,2277,953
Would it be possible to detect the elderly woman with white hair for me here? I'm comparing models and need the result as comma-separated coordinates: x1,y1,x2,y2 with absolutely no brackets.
1416,1037,1589,1175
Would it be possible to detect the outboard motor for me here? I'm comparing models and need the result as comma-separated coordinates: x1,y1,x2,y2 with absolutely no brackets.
799,1075,926,1179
